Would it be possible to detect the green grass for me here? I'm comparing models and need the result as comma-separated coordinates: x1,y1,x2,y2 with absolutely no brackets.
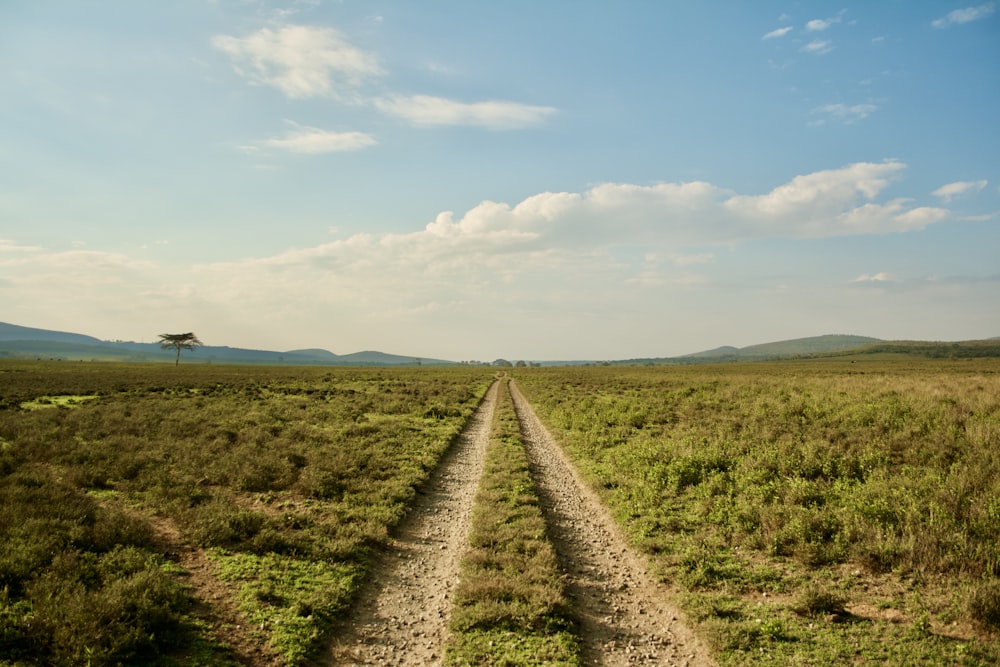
208,550,360,664
514,360,1000,664
446,378,580,666
6,358,999,665
0,361,492,666
18,394,99,410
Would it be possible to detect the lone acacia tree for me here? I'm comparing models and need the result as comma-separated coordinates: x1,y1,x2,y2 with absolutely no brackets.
158,332,203,366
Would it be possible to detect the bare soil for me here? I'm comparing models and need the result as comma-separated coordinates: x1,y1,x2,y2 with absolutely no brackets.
324,380,500,665
509,380,714,667
146,512,284,666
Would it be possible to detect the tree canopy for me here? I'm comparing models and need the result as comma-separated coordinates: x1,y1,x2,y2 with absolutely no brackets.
158,332,202,366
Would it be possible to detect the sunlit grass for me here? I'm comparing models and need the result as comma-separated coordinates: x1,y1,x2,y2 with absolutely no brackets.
515,360,1000,664
0,361,492,665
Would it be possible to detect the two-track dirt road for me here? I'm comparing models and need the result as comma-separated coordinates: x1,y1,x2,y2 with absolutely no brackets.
326,378,713,666
327,381,499,666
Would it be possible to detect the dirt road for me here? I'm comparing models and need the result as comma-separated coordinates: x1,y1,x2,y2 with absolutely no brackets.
326,380,500,665
326,378,712,666
509,380,713,666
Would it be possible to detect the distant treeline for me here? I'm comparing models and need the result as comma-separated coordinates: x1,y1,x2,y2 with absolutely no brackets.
842,340,1000,359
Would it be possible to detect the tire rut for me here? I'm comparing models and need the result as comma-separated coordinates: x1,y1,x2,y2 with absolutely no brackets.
325,379,500,666
509,380,715,667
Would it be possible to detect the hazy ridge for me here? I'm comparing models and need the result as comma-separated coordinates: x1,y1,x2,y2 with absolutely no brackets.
2,322,998,366
0,322,449,366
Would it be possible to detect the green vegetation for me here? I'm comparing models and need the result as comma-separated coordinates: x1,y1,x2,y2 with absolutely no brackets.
514,360,1000,664
0,361,491,666
446,379,579,665
4,357,999,665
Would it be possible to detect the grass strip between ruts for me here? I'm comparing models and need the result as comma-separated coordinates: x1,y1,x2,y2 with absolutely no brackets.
445,378,581,666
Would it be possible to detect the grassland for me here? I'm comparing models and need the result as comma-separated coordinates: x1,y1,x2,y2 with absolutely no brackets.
0,361,491,666
2,358,999,665
513,359,1000,665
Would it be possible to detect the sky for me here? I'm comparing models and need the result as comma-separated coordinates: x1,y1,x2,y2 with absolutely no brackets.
1,1,998,361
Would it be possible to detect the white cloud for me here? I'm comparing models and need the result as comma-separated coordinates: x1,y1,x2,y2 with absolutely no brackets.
256,121,376,154
801,39,833,54
212,24,383,99
807,18,836,31
932,4,996,28
811,103,878,125
763,26,793,39
171,164,953,354
932,180,988,201
374,94,557,130
893,207,951,229
3,163,964,359
851,272,892,283
806,10,848,31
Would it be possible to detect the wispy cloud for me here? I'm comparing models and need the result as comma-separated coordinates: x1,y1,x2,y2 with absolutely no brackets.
253,121,376,154
810,103,878,125
801,39,833,55
374,95,557,130
669,252,715,266
212,25,383,99
932,3,996,28
806,17,841,32
214,24,558,133
763,26,793,39
932,180,988,201
851,272,893,283
0,239,44,254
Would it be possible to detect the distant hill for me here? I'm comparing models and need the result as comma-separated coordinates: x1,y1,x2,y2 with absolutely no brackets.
702,334,882,360
285,348,339,361
615,334,882,365
681,345,739,359
0,322,103,346
0,322,454,366
615,334,1000,365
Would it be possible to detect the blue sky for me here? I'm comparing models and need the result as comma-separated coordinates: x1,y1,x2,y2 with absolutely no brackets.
1,1,998,360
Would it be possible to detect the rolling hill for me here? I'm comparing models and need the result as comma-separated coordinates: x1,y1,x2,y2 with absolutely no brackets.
3,322,997,366
0,322,453,366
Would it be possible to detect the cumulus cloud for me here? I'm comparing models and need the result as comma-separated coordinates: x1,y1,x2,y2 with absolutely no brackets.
374,95,557,130
217,161,945,279
1,162,967,358
254,121,376,154
932,4,996,28
212,24,383,99
811,103,878,125
932,179,988,201
763,26,793,39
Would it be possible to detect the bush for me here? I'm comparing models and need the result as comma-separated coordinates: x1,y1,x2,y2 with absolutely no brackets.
18,547,190,666
969,580,1000,630
792,584,847,617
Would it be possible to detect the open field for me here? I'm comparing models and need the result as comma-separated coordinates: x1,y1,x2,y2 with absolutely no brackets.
514,359,1000,665
2,359,999,665
0,361,491,665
